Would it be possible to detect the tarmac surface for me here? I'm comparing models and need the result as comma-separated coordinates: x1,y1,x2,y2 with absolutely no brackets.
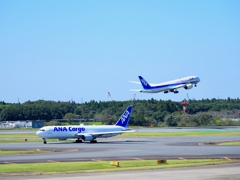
1,136,240,163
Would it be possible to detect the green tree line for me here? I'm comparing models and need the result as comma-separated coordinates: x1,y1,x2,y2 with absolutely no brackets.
0,98,240,127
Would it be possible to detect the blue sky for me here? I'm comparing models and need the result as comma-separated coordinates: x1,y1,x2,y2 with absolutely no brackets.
1,0,240,103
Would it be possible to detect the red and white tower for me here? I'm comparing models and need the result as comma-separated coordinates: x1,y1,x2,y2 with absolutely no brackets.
181,99,189,113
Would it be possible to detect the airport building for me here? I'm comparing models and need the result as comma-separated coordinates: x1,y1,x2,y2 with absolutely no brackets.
0,120,44,129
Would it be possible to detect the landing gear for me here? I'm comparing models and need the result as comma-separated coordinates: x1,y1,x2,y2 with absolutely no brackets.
170,89,178,93
43,138,47,144
195,84,197,87
90,139,97,143
164,91,168,94
76,139,83,143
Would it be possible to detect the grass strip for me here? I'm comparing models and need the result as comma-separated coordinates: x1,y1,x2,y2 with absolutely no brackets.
121,131,240,137
0,149,60,155
0,134,39,138
1,131,240,139
0,139,74,143
0,159,238,176
218,142,240,146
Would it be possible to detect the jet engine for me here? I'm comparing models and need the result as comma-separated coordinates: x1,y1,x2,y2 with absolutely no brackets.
184,84,193,90
82,134,94,141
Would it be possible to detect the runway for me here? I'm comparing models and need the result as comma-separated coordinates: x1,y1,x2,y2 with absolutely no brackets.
1,136,240,163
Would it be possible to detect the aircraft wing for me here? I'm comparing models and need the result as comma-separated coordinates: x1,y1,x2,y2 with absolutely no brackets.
129,80,158,86
77,130,135,137
170,84,186,90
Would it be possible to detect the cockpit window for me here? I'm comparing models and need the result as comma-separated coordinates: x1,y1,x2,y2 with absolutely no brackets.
39,129,45,131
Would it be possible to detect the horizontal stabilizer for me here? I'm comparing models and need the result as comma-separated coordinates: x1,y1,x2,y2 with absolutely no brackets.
129,81,141,85
130,89,142,92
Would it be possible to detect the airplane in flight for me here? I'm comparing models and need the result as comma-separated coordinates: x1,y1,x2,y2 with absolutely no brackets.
36,105,134,144
130,76,200,94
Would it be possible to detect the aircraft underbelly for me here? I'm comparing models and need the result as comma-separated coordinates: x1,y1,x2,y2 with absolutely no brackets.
46,132,76,139
141,87,167,93
96,134,117,138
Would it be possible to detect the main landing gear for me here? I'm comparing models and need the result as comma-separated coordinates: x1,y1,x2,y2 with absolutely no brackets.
43,138,47,144
170,89,178,94
90,139,97,143
75,139,83,143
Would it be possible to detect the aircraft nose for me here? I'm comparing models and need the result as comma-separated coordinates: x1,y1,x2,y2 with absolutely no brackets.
36,131,42,137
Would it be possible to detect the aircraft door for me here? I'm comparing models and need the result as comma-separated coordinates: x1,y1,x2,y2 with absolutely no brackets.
47,129,53,135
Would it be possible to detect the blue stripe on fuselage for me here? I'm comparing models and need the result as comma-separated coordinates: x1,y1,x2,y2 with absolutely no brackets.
142,82,182,90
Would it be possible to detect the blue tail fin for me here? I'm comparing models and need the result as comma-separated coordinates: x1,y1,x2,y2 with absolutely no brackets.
138,76,152,89
115,106,133,127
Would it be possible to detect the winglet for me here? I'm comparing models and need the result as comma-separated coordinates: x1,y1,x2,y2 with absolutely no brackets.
115,106,133,127
138,76,151,89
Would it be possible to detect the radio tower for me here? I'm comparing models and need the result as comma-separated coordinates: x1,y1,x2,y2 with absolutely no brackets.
132,94,136,101
108,92,113,101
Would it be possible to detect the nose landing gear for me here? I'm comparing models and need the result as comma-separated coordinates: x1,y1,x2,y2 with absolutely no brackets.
43,138,47,144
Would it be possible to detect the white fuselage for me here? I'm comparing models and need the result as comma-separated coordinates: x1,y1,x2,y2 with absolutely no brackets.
141,76,200,93
36,125,127,140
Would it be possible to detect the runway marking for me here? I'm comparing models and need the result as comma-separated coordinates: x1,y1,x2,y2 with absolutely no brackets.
224,157,232,160
134,158,144,160
47,160,59,163
4,162,16,164
178,157,187,160
92,159,102,162
65,149,78,152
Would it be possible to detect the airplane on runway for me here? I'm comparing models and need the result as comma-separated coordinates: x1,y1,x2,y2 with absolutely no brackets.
130,76,200,94
36,105,134,144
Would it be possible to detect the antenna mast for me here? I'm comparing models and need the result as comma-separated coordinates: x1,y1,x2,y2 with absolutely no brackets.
132,94,136,101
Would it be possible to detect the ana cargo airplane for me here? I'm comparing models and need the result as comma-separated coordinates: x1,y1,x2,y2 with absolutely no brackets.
36,105,134,144
130,76,200,94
